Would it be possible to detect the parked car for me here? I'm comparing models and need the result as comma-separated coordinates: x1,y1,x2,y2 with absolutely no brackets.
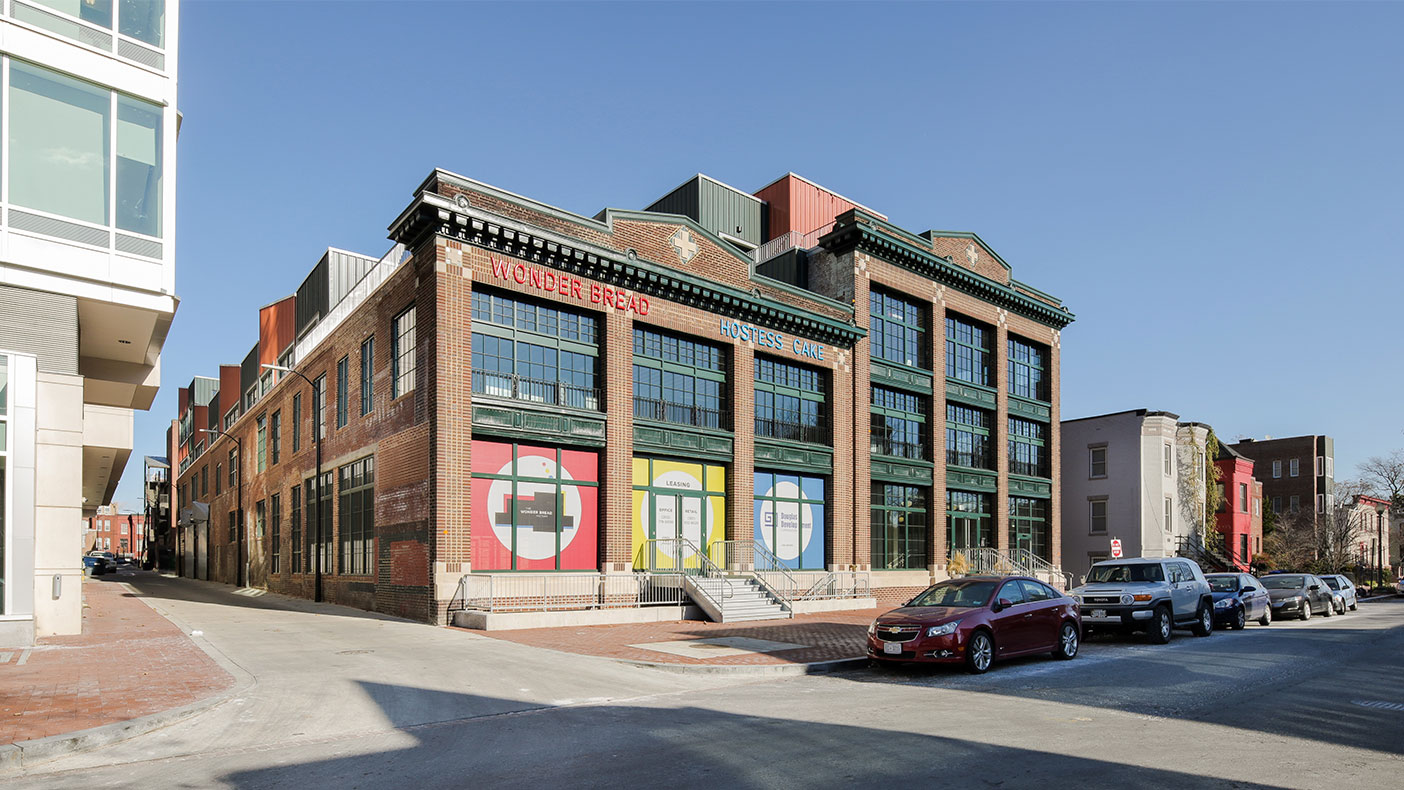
1261,573,1334,620
1071,557,1214,643
1319,574,1356,613
1205,572,1272,628
82,553,111,576
868,575,1080,674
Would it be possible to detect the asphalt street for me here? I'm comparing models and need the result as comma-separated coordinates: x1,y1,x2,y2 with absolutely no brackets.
8,576,1403,789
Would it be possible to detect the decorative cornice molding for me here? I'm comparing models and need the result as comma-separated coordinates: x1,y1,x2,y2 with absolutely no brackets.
389,192,868,348
821,210,1076,329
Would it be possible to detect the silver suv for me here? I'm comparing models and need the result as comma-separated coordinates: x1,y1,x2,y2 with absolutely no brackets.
1072,557,1214,643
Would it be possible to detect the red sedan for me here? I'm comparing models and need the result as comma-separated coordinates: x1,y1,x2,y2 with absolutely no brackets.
867,575,1081,673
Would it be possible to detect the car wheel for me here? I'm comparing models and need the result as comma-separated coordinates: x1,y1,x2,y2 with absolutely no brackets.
965,631,994,674
1349,602,1357,611
1052,621,1079,660
1193,605,1213,637
1258,606,1271,627
1233,609,1246,630
1148,605,1173,644
1323,601,1334,617
1300,603,1311,621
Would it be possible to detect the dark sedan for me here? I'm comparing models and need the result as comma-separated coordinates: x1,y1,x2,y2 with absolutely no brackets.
1206,572,1272,629
868,576,1081,674
1261,573,1334,620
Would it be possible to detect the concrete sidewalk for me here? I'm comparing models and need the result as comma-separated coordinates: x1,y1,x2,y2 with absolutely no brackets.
0,570,234,767
468,608,887,673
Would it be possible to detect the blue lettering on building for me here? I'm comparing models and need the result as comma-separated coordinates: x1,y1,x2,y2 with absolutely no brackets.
720,318,823,360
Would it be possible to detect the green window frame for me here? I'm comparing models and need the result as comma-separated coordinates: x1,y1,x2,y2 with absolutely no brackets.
292,392,301,453
871,483,928,569
228,509,237,542
869,289,927,369
336,355,349,429
1008,417,1049,478
256,414,267,473
632,327,727,429
946,404,993,470
1008,336,1049,402
338,456,375,576
270,410,281,466
228,448,237,487
305,471,333,574
314,374,326,440
475,445,602,571
360,337,374,416
871,386,926,461
754,356,827,444
255,499,266,540
1010,496,1050,561
270,493,281,575
946,314,992,387
290,485,303,573
471,290,600,410
215,463,222,495
947,490,993,555
392,305,417,399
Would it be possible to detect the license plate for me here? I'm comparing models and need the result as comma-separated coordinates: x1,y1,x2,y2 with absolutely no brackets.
1090,609,1106,619
883,641,902,655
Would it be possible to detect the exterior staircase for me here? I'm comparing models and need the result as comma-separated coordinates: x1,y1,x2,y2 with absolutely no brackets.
1176,535,1234,573
692,576,790,622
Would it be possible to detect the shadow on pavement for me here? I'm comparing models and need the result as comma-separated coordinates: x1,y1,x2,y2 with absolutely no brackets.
102,570,414,625
217,682,1294,790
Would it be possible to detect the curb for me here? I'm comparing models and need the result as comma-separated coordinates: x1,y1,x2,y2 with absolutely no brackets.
0,579,259,774
610,655,869,676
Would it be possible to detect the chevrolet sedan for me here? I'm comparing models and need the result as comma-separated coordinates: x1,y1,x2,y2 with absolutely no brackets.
868,576,1081,674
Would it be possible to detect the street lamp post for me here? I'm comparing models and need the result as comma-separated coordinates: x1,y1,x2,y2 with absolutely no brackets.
1374,503,1386,589
200,428,244,588
263,363,323,603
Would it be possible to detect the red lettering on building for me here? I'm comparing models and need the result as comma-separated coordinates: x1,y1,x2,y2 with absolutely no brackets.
490,255,648,315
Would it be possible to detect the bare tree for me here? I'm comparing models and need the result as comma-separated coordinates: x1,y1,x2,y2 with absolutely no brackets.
1318,480,1371,573
1264,506,1317,570
1358,450,1404,507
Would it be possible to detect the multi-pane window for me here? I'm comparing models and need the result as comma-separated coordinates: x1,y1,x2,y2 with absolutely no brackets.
945,315,992,387
338,456,375,576
1009,497,1050,561
228,509,237,542
305,471,333,573
1165,497,1174,531
948,490,993,554
1289,458,1299,477
270,411,280,466
391,305,417,398
1090,499,1108,533
255,500,266,544
871,386,926,460
1008,417,1049,477
1163,443,1173,476
1090,446,1107,478
1239,483,1248,513
9,62,164,237
360,337,374,416
256,414,267,473
314,374,327,440
946,404,993,469
869,290,927,368
633,328,726,429
269,493,281,575
215,463,222,495
200,465,208,497
290,486,303,573
228,448,237,487
871,484,927,569
27,0,166,48
754,357,826,444
292,392,301,452
1007,337,1048,401
471,291,599,409
336,356,349,429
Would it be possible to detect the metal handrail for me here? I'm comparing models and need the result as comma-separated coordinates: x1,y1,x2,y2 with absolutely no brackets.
632,396,728,430
870,434,927,461
638,538,734,611
962,547,1018,575
451,571,688,613
472,369,602,411
713,539,797,615
1009,548,1073,590
798,570,873,600
754,416,828,445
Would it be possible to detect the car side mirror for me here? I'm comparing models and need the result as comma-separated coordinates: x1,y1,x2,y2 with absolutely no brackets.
995,598,1014,611
1309,584,1320,591
1241,586,1257,593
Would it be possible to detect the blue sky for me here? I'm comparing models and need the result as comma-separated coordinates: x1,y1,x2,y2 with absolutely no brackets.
117,1,1404,507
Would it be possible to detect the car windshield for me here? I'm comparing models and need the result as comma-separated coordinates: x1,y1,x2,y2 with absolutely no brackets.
909,580,997,608
1086,563,1164,583
1261,575,1305,590
1322,577,1341,590
1207,576,1239,592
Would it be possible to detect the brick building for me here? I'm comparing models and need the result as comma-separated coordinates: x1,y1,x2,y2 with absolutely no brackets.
84,507,147,558
172,170,1073,623
1213,443,1262,570
1229,435,1335,523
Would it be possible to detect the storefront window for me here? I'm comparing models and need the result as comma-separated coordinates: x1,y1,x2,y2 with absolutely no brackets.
338,457,374,575
471,441,598,571
9,62,110,226
754,473,825,570
947,490,992,556
632,328,726,429
871,484,926,569
1010,497,1050,561
632,456,725,569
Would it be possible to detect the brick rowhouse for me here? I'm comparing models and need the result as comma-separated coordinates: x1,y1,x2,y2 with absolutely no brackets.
171,170,1074,623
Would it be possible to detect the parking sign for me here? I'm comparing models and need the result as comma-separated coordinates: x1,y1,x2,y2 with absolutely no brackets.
1110,539,1123,559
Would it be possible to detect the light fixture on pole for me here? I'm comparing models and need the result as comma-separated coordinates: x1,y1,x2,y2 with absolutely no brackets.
199,428,245,588
1374,502,1386,589
263,363,323,603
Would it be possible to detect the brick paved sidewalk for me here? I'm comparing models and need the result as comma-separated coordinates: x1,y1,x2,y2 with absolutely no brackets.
472,608,891,666
0,572,233,745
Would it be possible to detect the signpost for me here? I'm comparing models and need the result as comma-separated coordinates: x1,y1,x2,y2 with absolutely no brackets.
1110,538,1123,559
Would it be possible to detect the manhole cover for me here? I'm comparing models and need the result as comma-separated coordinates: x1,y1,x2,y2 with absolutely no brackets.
1352,700,1404,711
336,649,373,656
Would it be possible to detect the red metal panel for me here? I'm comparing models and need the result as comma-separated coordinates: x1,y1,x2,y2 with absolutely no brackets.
754,174,881,241
177,386,189,414
219,364,241,410
258,296,296,365
754,179,791,242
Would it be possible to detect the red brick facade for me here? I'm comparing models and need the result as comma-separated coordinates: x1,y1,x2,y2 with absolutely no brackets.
172,170,1073,623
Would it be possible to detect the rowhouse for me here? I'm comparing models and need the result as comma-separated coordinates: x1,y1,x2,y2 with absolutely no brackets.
171,170,1073,625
